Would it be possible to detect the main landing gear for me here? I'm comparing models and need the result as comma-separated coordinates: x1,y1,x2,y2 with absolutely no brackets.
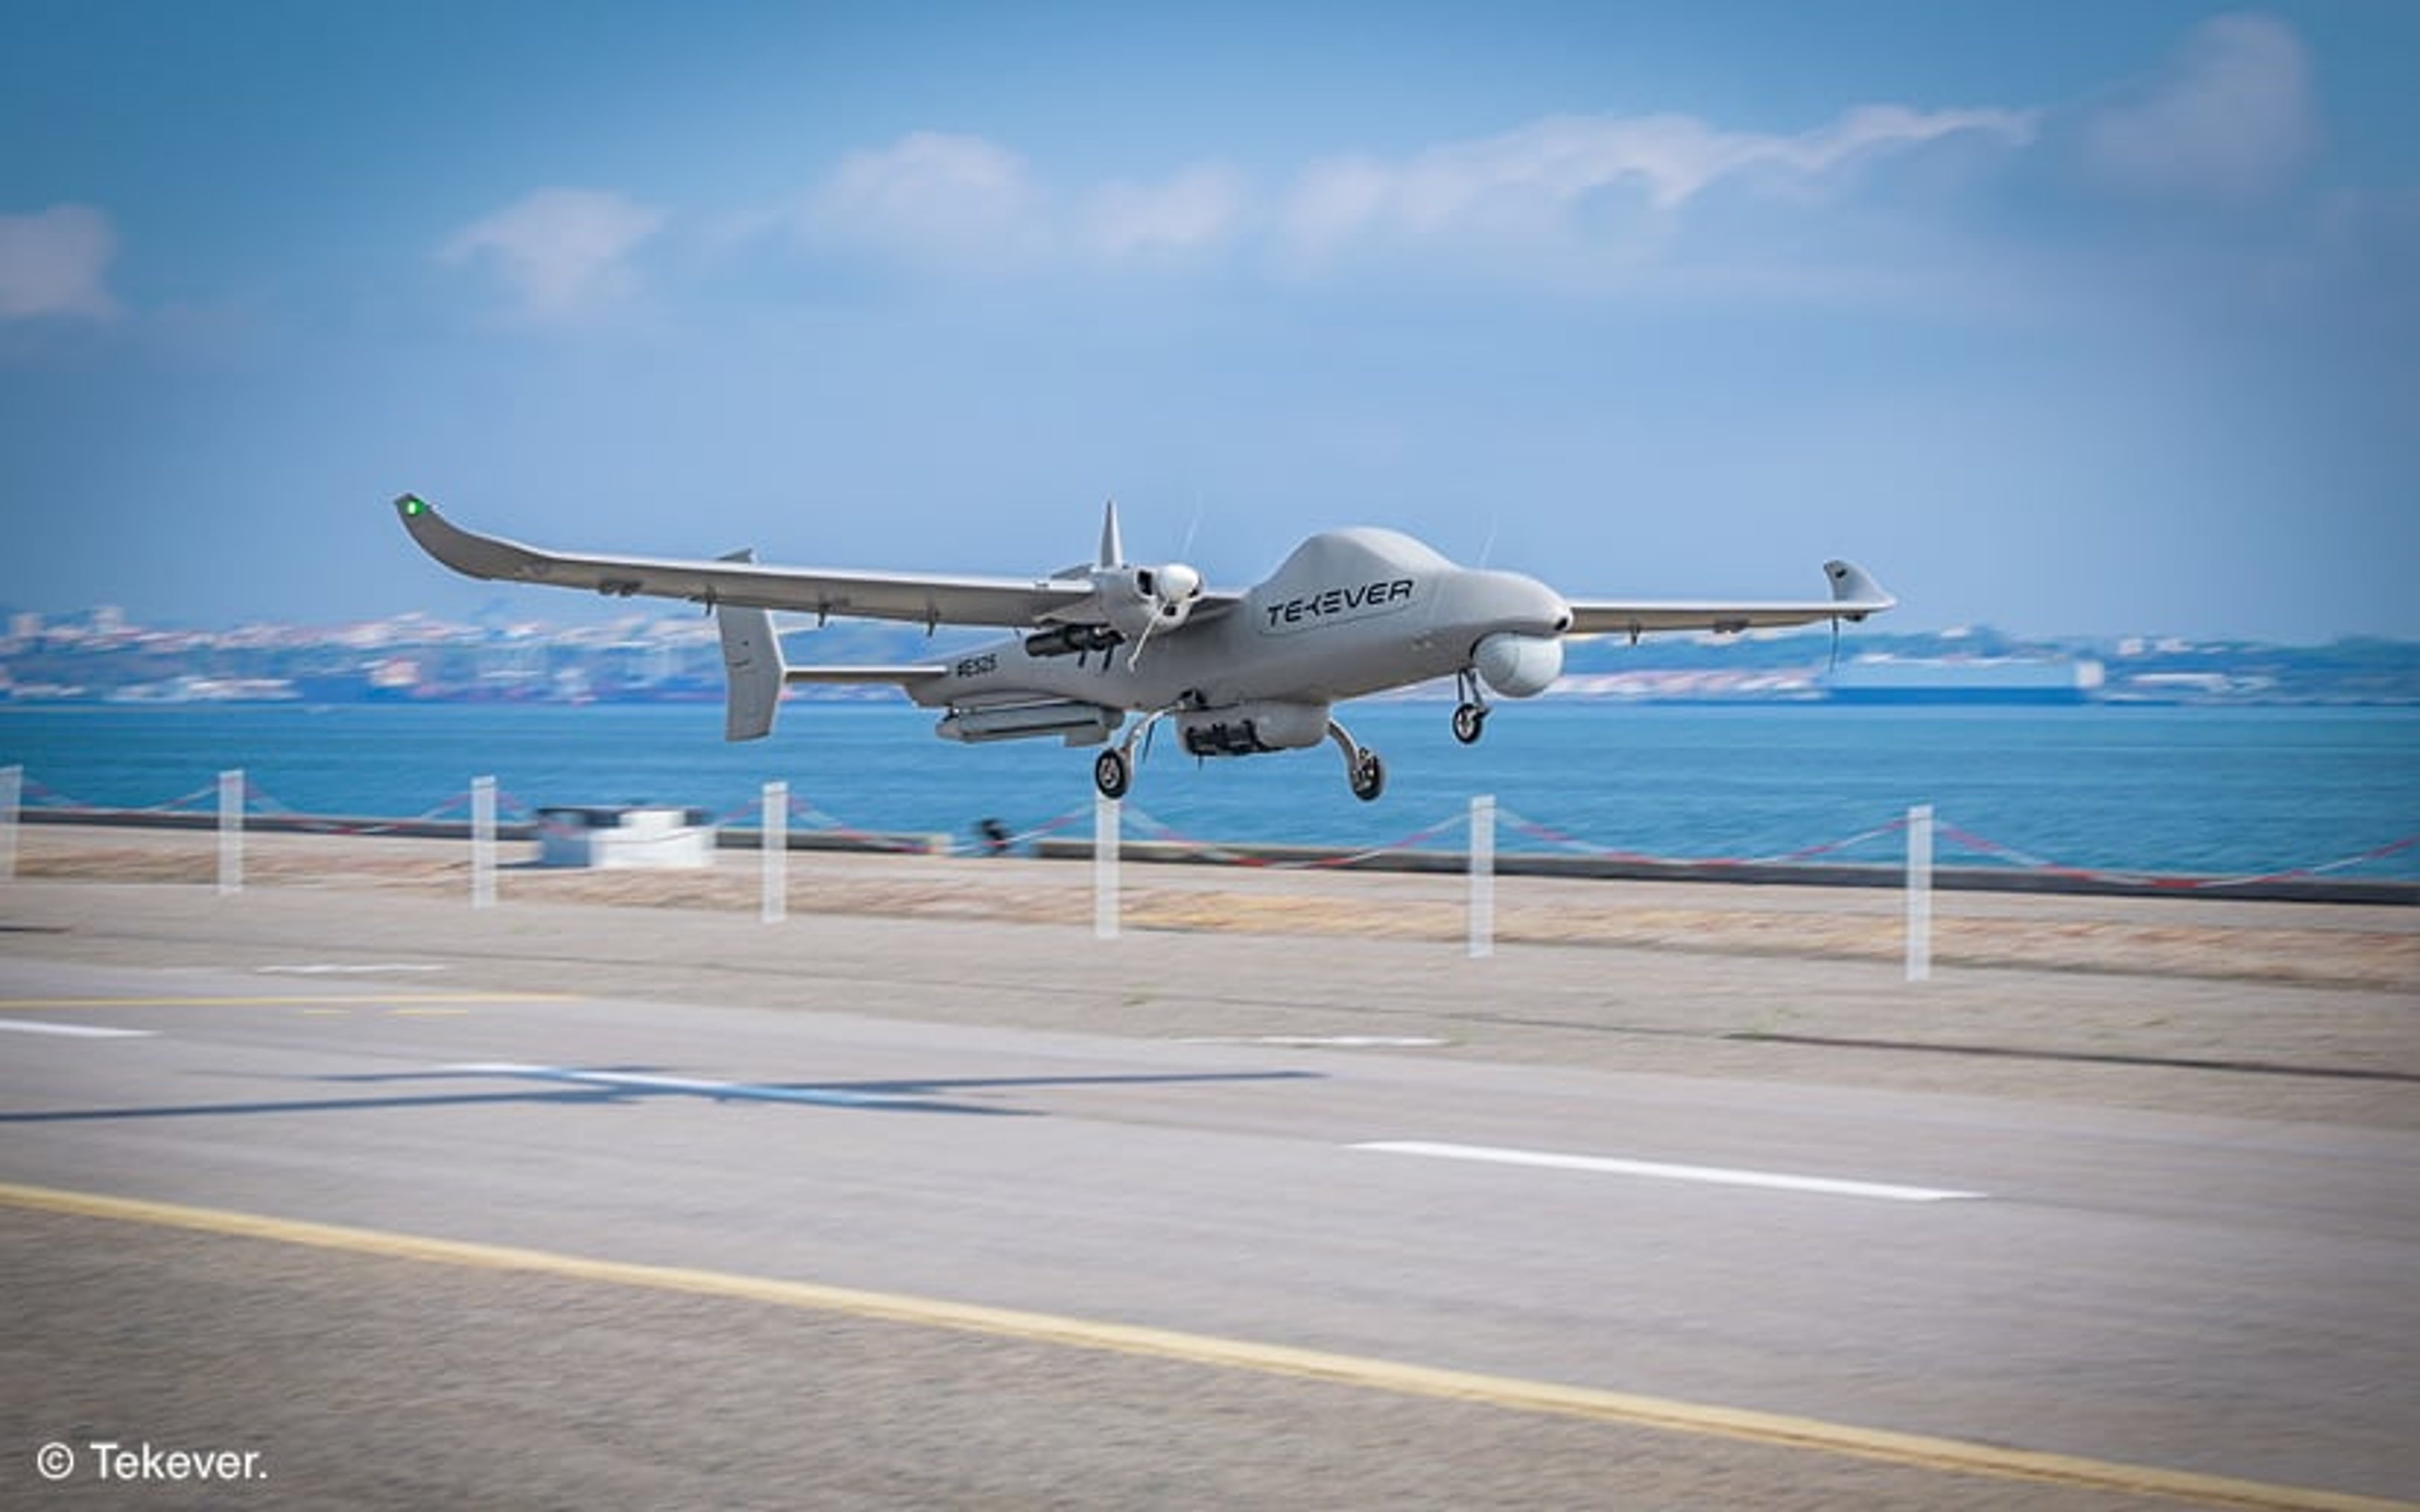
1087,710,1386,803
1092,746,1132,800
1092,706,1171,801
1327,718,1385,802
1451,667,1491,745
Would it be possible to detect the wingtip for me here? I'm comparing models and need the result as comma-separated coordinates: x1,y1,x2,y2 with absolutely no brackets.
389,491,527,580
1823,558,1894,613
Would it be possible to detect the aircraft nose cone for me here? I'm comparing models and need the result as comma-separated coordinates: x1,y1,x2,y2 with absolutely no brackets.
1512,575,1572,636
1459,571,1570,638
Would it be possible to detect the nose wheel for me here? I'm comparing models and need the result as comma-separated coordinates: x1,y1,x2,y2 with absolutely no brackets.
1452,668,1490,745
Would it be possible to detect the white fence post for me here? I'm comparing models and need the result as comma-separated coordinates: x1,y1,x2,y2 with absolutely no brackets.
471,776,497,910
1094,794,1120,941
217,769,243,896
1906,803,1933,983
762,780,788,924
1468,794,1496,960
0,765,19,882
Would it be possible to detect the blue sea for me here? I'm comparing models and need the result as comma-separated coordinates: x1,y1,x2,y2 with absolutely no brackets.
3,701,2417,881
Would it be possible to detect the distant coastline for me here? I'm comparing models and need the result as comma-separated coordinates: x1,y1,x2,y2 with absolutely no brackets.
6,700,2412,886
5,605,2417,707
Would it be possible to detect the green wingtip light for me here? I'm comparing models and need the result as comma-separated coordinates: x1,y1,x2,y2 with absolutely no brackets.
401,496,427,517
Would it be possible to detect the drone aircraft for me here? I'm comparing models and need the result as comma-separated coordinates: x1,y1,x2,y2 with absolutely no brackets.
394,495,1893,801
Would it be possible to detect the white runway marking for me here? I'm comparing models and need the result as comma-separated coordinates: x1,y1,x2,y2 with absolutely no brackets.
0,1019,157,1039
258,963,447,975
437,1063,918,1108
1180,1035,1450,1049
1354,1141,1984,1203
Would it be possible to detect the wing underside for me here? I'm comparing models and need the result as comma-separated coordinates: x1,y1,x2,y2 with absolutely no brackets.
1565,559,1894,638
395,494,1180,630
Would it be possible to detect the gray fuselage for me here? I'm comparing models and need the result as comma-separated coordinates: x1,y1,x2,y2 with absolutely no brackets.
914,527,1572,720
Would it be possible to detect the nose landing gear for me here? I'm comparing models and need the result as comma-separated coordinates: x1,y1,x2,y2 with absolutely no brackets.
1451,667,1490,745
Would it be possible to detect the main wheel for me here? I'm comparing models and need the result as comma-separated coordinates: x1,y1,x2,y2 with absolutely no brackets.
1093,747,1131,800
1451,702,1487,745
1349,749,1385,802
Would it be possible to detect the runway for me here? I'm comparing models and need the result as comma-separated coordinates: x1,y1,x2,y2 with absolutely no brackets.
3,877,2416,1508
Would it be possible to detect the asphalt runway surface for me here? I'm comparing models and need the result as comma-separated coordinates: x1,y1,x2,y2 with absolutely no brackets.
2,872,2416,1509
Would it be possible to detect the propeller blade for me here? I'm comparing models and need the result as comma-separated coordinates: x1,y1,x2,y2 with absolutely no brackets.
1099,498,1123,568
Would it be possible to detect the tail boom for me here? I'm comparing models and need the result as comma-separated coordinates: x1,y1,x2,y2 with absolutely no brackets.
713,604,945,741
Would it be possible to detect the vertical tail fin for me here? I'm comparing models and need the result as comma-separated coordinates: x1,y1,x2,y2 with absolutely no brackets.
718,603,785,742
715,551,786,742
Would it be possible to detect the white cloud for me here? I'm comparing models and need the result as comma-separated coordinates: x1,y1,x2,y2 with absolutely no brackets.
802,133,1255,270
793,109,2028,286
804,132,1046,267
2080,13,2319,205
439,188,667,320
0,203,120,321
1276,105,2036,257
1080,164,1250,258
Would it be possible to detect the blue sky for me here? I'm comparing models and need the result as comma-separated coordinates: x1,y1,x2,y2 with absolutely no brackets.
3,1,2414,641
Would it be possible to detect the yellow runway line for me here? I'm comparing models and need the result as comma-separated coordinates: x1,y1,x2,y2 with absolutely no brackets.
0,1180,2406,1512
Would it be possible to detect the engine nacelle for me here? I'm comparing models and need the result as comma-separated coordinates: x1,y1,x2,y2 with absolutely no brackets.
1473,632,1563,698
1097,562,1205,641
1177,701,1328,758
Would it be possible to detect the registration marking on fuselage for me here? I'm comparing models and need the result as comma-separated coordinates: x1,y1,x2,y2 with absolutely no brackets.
1354,1141,1984,1203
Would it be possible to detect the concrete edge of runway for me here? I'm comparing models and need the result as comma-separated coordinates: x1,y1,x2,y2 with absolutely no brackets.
21,806,2420,903
5,1180,2411,1512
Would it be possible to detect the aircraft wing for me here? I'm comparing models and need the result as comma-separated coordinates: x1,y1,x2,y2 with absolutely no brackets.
396,493,1117,629
1565,559,1894,638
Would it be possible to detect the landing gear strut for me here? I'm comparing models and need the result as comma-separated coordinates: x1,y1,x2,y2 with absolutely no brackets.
1094,706,1386,803
1327,718,1385,802
1092,705,1177,801
1451,668,1490,746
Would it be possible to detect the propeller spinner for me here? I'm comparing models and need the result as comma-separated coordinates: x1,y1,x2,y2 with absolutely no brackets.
1089,500,1205,664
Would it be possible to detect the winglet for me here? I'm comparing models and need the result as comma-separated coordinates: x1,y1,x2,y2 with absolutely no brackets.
1822,559,1896,621
392,493,538,581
